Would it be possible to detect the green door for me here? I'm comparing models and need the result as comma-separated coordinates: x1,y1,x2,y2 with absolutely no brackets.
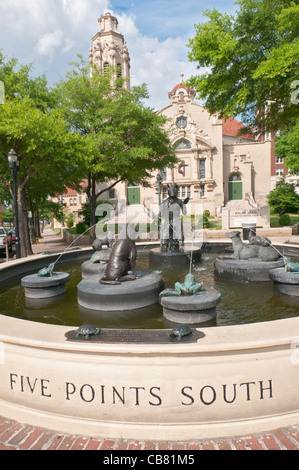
127,187,140,205
228,174,243,200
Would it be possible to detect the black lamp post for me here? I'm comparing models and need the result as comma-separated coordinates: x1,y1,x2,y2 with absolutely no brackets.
156,173,163,249
8,149,21,259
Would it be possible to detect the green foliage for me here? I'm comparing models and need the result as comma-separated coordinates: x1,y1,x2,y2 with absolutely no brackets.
267,178,299,214
187,0,299,134
66,214,75,228
75,222,88,234
275,118,299,175
57,57,177,236
279,213,291,226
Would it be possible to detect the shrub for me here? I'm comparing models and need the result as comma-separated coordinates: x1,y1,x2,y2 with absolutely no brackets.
279,213,291,226
66,217,74,228
75,222,88,234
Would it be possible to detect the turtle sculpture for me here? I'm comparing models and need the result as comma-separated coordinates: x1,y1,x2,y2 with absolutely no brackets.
37,263,55,278
170,325,193,341
283,257,299,273
75,325,101,340
171,273,205,296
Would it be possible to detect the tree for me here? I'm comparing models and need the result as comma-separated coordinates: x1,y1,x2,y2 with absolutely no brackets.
267,178,299,215
187,0,299,135
0,97,85,256
0,52,86,256
57,58,177,238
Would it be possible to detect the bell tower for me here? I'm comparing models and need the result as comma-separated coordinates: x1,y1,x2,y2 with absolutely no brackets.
89,12,131,91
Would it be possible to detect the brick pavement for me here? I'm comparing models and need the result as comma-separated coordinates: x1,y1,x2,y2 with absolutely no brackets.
1,416,299,450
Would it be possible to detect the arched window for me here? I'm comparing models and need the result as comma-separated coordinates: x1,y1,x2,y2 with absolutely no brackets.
174,139,191,150
229,174,242,182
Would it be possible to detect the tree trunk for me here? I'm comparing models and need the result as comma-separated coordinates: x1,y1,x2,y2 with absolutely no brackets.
18,187,33,258
89,174,97,241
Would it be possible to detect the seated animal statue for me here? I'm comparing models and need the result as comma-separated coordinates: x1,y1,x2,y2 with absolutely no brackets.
226,231,281,261
99,224,137,285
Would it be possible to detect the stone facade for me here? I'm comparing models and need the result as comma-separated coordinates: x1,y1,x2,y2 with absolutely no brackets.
89,12,130,91
92,13,274,226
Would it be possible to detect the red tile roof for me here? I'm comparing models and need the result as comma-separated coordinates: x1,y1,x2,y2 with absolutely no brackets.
222,117,254,139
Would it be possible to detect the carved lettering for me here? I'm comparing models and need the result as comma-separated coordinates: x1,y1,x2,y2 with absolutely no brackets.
9,374,274,409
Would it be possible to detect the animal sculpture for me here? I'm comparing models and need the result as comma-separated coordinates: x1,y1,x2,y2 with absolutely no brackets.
172,273,204,296
226,231,281,261
99,225,137,285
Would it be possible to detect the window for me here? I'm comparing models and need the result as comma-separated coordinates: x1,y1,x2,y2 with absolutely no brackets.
199,160,205,179
275,169,284,176
176,117,187,129
117,64,122,78
109,189,115,199
229,174,242,182
175,139,191,149
73,199,77,206
69,198,73,206
103,62,109,74
276,157,284,164
200,185,205,197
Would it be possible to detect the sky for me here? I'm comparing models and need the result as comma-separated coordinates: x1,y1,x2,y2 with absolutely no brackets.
0,0,238,111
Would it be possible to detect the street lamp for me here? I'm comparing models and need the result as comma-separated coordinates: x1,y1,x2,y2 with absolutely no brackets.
8,149,20,259
156,173,163,249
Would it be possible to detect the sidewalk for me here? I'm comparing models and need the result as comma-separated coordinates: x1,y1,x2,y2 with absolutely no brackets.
1,227,299,450
31,227,75,255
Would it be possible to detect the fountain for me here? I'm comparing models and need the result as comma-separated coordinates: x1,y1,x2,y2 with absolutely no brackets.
149,183,202,267
159,247,221,325
77,224,164,312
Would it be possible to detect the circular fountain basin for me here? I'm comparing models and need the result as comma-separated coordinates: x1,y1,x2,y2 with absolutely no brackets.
21,272,70,299
159,287,221,324
269,268,299,296
149,245,202,267
77,271,165,312
214,257,285,282
81,261,106,278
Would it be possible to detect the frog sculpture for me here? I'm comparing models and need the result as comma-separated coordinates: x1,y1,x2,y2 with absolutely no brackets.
283,257,299,273
172,273,205,296
37,262,55,278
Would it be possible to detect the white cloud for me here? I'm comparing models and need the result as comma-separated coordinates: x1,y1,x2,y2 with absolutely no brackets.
36,30,64,58
117,13,198,110
0,1,199,109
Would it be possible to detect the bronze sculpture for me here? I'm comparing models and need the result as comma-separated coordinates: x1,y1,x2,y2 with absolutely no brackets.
160,183,189,252
99,225,137,285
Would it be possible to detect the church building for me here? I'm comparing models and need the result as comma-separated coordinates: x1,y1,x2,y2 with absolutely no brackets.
92,13,275,225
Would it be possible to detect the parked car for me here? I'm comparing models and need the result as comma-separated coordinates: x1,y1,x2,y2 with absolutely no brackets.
8,229,16,244
0,227,12,253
